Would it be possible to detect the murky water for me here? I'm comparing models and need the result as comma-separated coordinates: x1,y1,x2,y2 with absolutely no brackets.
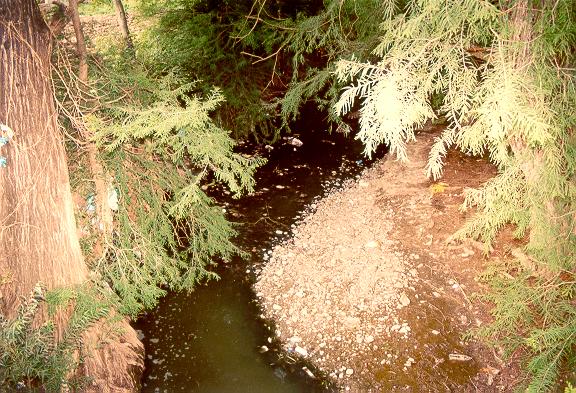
134,114,380,392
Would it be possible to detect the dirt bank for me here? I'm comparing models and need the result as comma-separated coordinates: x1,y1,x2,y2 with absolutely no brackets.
255,128,521,392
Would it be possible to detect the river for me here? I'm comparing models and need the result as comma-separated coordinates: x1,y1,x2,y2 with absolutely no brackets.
134,113,381,392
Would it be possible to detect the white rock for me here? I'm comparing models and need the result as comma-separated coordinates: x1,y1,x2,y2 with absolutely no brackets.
399,293,411,307
345,368,354,375
294,346,308,357
365,240,380,248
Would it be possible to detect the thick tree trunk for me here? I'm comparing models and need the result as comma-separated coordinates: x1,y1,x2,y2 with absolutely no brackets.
112,0,135,55
0,1,143,390
0,0,87,318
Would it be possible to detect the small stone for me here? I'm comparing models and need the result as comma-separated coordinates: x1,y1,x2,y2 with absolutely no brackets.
344,316,361,328
259,345,269,353
399,293,411,307
365,240,380,248
431,329,440,335
345,368,354,375
294,346,308,357
272,304,282,311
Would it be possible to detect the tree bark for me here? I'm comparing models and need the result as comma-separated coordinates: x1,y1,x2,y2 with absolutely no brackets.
0,1,143,390
0,0,87,319
112,0,135,55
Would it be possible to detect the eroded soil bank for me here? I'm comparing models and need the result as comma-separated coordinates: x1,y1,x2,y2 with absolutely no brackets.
255,127,521,392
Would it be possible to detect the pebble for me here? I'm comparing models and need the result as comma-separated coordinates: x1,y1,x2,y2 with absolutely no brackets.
404,357,415,367
294,346,308,357
399,293,411,307
365,240,380,248
272,304,282,311
346,368,354,375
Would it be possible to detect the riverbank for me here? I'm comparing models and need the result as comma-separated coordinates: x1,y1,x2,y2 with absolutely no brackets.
255,127,521,392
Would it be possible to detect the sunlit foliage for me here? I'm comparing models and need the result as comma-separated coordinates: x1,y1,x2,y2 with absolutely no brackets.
333,0,576,389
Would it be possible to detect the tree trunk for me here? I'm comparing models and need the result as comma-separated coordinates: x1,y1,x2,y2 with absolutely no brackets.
112,0,135,55
0,1,143,390
69,0,88,82
68,0,115,238
0,0,87,319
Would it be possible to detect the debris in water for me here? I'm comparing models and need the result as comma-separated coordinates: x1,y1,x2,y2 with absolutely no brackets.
302,366,315,378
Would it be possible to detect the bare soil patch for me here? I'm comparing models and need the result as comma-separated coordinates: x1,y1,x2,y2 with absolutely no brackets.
255,127,522,392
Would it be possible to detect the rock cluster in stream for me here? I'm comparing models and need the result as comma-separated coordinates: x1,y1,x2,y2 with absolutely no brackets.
254,166,418,391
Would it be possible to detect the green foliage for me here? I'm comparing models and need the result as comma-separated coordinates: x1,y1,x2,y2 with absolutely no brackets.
0,284,111,391
80,56,264,317
136,0,278,138
332,0,576,389
236,0,396,127
78,0,114,15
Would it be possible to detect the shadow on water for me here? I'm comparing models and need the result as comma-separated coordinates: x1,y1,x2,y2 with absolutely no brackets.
134,110,385,392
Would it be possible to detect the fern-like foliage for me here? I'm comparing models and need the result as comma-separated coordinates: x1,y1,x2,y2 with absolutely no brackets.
0,284,111,391
79,61,265,317
333,0,576,389
136,0,279,138
232,0,398,130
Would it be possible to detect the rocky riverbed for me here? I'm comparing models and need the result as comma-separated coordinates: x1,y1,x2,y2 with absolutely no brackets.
255,129,521,392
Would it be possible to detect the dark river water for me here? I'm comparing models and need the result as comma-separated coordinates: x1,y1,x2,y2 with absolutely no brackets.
134,114,381,392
